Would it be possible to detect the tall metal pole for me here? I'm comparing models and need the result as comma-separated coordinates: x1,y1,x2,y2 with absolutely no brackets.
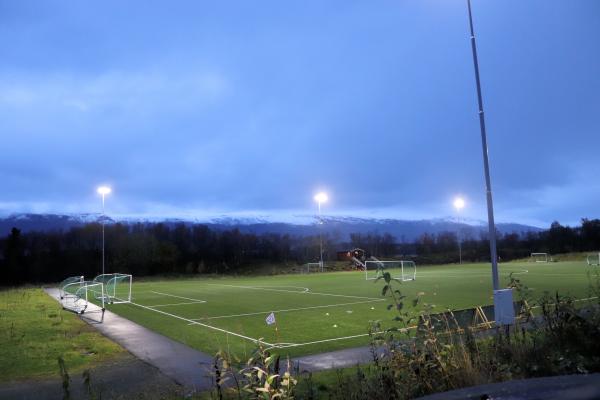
318,201,323,272
467,0,499,290
457,213,462,264
101,193,106,277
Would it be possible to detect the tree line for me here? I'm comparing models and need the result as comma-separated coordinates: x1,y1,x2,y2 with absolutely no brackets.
0,219,598,286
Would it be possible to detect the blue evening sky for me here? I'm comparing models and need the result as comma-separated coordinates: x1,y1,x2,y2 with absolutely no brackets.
0,0,598,227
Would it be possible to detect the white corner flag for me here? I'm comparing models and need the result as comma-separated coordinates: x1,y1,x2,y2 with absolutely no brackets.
265,312,276,325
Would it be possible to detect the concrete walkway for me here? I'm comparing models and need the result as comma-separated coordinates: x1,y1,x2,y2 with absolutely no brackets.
44,288,215,393
293,346,379,371
416,373,600,400
0,355,183,400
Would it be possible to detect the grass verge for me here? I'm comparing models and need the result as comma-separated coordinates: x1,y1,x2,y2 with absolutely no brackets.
0,287,124,382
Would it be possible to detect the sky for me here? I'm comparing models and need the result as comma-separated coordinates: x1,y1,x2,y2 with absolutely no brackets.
0,0,599,227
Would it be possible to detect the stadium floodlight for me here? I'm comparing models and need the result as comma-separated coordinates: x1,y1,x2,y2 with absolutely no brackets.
314,192,328,272
453,197,465,264
97,186,111,196
465,0,511,325
314,192,328,205
97,185,112,277
453,197,465,211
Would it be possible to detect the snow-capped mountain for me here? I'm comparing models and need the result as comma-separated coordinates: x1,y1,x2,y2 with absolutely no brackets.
0,213,544,241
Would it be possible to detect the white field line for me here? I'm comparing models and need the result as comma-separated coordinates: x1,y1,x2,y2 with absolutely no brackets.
129,301,272,346
151,291,206,302
511,269,529,275
275,333,370,348
151,301,207,308
275,325,417,349
209,284,382,300
188,298,385,321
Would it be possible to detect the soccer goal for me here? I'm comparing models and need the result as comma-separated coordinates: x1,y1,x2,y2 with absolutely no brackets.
365,260,416,281
305,262,323,273
60,280,105,314
59,275,84,300
92,273,133,304
587,253,600,266
530,253,549,263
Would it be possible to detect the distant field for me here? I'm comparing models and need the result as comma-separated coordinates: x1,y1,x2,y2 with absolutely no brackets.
99,261,597,358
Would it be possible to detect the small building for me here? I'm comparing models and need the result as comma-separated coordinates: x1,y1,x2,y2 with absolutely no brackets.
336,248,366,262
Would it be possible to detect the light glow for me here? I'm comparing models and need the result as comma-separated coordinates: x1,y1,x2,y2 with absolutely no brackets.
453,197,465,210
97,186,112,196
314,192,328,204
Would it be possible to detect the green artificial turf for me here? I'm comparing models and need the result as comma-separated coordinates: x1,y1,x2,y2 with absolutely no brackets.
100,261,596,358
0,288,124,382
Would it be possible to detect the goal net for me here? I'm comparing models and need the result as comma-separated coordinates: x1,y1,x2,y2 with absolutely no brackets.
93,273,133,304
530,253,549,263
587,253,600,266
305,262,323,273
365,260,416,281
60,280,105,314
59,275,84,300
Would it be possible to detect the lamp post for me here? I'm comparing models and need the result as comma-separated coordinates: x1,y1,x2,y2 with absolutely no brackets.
466,0,514,326
97,186,111,276
453,197,465,264
314,192,328,272
466,0,499,291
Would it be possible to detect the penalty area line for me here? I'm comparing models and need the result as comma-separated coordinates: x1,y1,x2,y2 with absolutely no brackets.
129,301,271,346
150,301,207,308
151,291,206,302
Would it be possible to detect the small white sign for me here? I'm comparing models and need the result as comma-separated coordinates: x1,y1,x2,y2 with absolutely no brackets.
265,312,276,325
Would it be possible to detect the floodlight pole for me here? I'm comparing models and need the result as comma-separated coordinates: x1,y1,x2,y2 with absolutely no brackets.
456,212,462,265
101,192,106,277
467,0,500,291
317,200,324,272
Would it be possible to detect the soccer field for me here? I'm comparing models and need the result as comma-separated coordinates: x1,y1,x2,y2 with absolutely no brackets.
100,261,596,358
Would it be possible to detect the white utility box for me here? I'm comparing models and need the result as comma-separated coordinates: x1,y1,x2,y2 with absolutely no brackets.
493,288,515,326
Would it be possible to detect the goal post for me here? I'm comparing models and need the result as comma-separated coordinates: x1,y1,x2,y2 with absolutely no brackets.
587,253,600,266
107,274,133,304
365,260,416,282
305,262,323,273
60,281,105,314
93,273,133,304
530,253,549,263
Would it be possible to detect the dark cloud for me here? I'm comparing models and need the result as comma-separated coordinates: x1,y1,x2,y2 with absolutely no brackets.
0,0,599,226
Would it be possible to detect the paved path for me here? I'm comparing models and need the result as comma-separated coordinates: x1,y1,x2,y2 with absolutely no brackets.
45,288,215,393
293,346,380,371
416,373,600,400
0,356,182,400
